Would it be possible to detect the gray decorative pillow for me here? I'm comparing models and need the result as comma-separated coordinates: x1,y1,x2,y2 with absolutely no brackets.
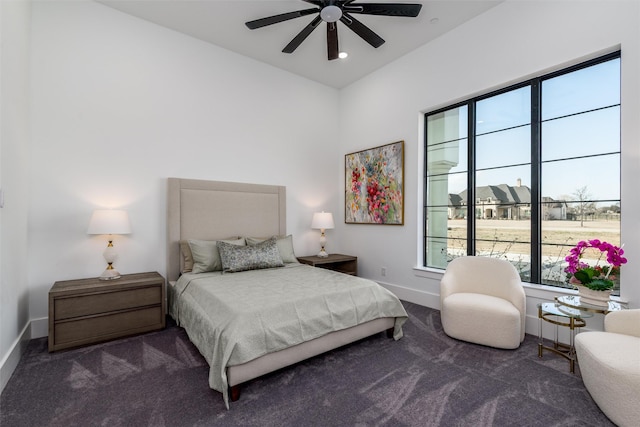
218,237,284,273
246,235,299,264
188,238,245,273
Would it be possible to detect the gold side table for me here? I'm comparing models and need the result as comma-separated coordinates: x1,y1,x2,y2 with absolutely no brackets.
537,302,593,373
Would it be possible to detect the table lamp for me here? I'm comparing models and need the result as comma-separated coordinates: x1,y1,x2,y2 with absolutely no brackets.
87,209,131,280
311,211,334,258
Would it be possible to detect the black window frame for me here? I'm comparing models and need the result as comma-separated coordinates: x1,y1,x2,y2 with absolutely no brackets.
423,51,621,286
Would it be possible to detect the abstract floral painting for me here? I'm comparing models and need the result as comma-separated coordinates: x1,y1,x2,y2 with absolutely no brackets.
345,141,404,225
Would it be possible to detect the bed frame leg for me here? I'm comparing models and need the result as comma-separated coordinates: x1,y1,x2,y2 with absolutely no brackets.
230,385,241,402
386,328,394,339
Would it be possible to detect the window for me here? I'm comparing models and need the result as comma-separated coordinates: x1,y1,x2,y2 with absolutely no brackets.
424,52,621,291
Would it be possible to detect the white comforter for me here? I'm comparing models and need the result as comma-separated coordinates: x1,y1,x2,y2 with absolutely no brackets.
172,263,408,406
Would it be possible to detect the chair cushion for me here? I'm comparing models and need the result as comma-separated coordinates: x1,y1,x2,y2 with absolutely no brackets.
441,293,522,349
575,331,640,427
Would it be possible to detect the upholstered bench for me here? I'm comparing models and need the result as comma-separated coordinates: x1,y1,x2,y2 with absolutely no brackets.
575,309,640,427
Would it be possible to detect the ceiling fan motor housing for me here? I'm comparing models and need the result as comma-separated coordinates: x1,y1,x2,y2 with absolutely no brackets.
320,5,343,22
245,1,423,60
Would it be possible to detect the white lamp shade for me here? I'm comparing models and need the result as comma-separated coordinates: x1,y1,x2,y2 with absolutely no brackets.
311,212,335,230
87,209,132,235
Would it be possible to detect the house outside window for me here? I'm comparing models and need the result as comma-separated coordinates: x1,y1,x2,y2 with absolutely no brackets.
424,52,621,292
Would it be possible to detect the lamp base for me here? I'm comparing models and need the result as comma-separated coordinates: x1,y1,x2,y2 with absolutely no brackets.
99,269,121,280
317,249,329,258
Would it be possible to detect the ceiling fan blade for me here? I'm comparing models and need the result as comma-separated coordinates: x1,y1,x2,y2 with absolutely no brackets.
340,13,385,48
245,8,318,30
344,3,422,17
327,22,339,60
282,16,323,54
301,0,324,5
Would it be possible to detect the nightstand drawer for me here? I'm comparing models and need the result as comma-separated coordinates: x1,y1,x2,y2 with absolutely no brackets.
54,286,162,320
53,306,163,348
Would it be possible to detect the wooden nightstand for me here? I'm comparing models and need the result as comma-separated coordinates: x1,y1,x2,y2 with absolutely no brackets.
48,272,166,352
297,254,358,276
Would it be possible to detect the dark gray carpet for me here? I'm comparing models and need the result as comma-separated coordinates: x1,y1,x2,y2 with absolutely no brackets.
0,302,612,426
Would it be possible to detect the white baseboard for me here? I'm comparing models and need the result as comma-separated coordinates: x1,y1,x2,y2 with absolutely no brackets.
0,321,31,394
30,317,48,339
377,280,441,309
0,317,48,395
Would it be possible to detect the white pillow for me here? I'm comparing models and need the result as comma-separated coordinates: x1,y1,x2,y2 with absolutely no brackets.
188,238,245,273
245,235,299,264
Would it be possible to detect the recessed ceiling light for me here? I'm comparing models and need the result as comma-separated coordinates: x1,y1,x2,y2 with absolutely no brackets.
430,18,439,24
338,52,348,59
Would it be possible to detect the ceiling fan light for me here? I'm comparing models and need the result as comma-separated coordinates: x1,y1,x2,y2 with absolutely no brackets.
320,5,342,23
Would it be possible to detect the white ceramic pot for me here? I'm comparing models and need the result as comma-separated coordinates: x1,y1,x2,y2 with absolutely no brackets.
576,285,612,307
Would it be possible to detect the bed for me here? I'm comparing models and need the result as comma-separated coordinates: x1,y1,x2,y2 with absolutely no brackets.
166,178,408,407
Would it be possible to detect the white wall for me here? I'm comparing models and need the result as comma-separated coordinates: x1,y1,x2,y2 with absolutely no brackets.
0,0,32,391
27,1,340,322
338,0,640,320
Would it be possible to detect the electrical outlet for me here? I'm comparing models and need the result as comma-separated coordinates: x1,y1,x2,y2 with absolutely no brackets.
381,267,387,277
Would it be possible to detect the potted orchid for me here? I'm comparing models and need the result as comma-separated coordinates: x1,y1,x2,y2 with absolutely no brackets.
565,239,627,305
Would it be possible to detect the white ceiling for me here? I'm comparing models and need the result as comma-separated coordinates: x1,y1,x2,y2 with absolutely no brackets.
98,0,502,89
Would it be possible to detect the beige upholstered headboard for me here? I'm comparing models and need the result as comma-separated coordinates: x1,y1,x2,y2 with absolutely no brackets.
167,178,286,282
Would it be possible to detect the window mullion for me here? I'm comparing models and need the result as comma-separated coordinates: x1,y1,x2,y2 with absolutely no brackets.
468,101,476,256
531,80,542,283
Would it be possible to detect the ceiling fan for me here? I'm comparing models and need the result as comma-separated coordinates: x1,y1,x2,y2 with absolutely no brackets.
245,1,423,60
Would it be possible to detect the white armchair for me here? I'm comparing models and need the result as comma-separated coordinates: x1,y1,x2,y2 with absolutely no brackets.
440,256,526,349
575,309,640,427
